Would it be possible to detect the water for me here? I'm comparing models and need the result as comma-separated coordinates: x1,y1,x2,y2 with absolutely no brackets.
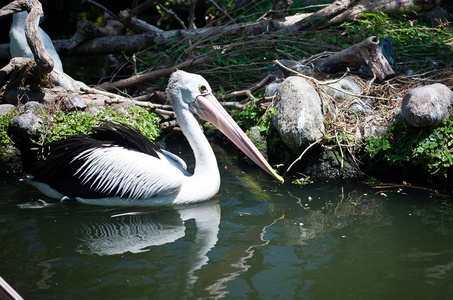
1,143,453,299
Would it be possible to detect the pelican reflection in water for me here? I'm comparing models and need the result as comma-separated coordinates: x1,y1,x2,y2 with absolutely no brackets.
74,200,221,288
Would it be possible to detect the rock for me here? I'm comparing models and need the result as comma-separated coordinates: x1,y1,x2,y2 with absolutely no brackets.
401,83,453,127
18,101,43,114
304,149,360,180
86,94,108,107
362,115,388,139
247,126,268,159
323,76,361,102
419,6,452,23
10,111,43,137
9,102,44,139
264,59,313,80
85,106,103,116
265,82,282,97
111,101,135,115
272,76,324,154
60,93,87,112
0,144,22,176
0,104,16,116
348,99,371,114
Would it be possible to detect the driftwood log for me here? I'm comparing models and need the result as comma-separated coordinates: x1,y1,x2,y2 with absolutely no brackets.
286,0,442,31
0,0,444,61
0,0,142,106
0,0,53,86
0,0,443,96
317,36,395,81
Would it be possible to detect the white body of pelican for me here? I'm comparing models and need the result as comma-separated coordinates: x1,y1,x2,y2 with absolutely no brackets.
27,70,283,206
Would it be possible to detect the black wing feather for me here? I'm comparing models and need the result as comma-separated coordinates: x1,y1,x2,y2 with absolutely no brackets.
90,121,160,157
31,121,161,199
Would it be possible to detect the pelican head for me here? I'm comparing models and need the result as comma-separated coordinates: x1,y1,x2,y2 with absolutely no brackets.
167,70,284,183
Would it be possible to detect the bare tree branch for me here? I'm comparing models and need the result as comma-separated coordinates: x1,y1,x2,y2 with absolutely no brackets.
219,75,275,101
0,0,54,79
157,3,186,29
285,0,442,32
189,0,196,29
85,0,120,21
206,0,235,23
130,0,163,16
97,55,212,91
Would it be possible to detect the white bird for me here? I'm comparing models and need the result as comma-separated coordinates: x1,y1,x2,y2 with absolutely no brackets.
27,70,284,206
9,11,86,91
9,11,64,72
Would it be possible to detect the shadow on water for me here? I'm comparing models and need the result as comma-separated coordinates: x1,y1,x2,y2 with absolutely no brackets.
1,142,453,299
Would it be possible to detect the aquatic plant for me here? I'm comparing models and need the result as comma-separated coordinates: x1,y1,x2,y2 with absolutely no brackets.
365,115,453,178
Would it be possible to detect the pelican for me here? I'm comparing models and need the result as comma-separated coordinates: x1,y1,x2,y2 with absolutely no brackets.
9,11,64,72
9,11,87,91
27,70,284,206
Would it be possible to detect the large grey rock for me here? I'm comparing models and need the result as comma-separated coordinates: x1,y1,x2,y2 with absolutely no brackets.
272,76,324,154
9,101,44,138
402,83,453,127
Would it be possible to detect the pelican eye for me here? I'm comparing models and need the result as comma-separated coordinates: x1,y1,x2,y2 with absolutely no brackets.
198,84,208,94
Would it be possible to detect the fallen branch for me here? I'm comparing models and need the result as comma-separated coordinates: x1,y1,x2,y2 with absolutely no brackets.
97,55,212,92
286,0,440,32
284,138,323,176
0,0,54,82
218,74,274,102
160,119,178,130
0,57,32,88
317,36,395,81
220,101,246,110
371,182,451,198
105,96,172,110
0,14,303,61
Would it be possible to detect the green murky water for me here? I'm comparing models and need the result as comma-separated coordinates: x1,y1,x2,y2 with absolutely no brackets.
1,143,453,299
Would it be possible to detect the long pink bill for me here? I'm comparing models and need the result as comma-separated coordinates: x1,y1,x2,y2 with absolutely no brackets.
191,93,284,183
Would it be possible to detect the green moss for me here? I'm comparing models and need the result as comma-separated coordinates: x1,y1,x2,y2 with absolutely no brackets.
365,115,453,178
233,103,274,134
0,110,19,145
340,12,453,71
36,106,161,146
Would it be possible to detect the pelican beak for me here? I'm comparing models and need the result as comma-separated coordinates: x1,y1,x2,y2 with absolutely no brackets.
191,93,284,183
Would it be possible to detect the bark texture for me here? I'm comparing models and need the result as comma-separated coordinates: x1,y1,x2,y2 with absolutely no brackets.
317,36,395,81
0,0,54,82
